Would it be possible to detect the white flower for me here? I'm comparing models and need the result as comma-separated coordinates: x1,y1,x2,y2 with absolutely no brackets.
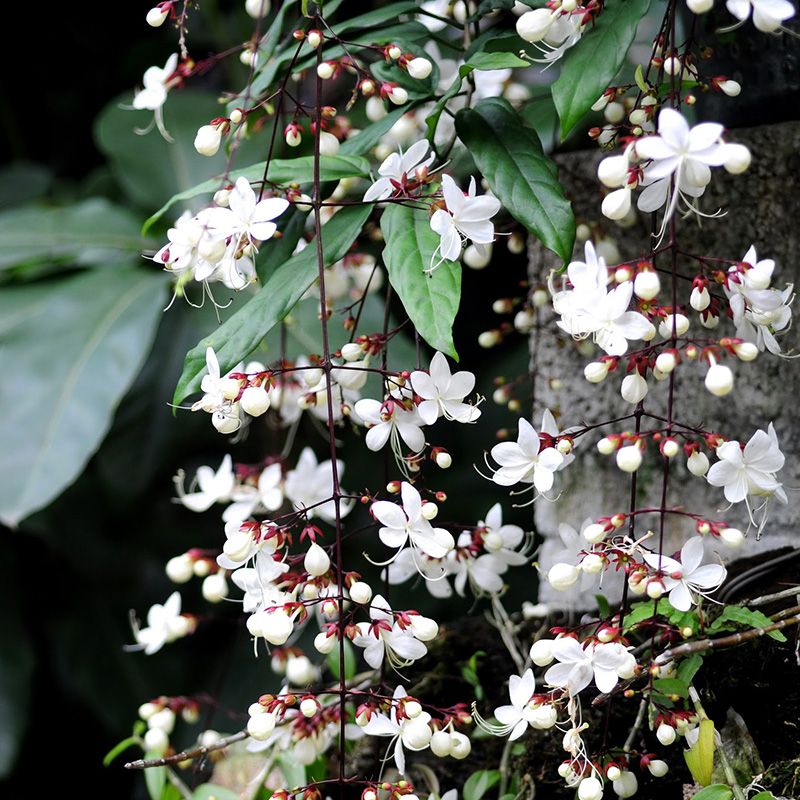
725,0,795,31
371,482,455,562
203,176,289,246
177,454,236,512
130,592,190,655
363,140,435,202
429,175,501,269
409,351,481,424
483,669,538,740
706,423,787,532
351,595,429,669
642,537,727,611
132,53,179,139
544,638,630,696
487,417,564,492
284,447,351,524
354,396,426,467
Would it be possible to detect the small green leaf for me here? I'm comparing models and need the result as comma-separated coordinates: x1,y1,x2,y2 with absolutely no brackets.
552,0,652,139
707,605,787,642
690,786,734,800
634,63,649,93
651,678,689,698
622,600,658,629
463,770,501,800
173,203,371,406
144,762,166,800
684,718,716,787
0,268,166,527
144,155,371,231
595,594,611,618
381,201,461,359
103,736,141,767
192,784,243,800
455,97,575,265
677,653,704,685
751,792,778,800
465,32,531,70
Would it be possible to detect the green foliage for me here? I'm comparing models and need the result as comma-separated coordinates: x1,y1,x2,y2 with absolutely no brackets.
192,784,246,800
455,97,576,265
690,785,734,800
172,203,371,406
381,200,462,359
461,651,486,701
326,636,357,682
463,769,501,800
551,0,652,139
685,718,716,787
707,605,788,642
0,268,166,527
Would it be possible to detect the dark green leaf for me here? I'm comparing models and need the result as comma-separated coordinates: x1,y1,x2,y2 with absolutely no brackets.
465,32,530,69
173,203,371,406
651,678,689,698
424,65,473,142
622,600,657,629
381,201,461,359
0,267,166,527
256,205,310,284
708,606,787,642
676,653,704,684
327,637,357,682
689,785,734,800
0,199,149,272
552,0,652,139
455,97,575,264
144,155,371,231
341,107,415,156
595,593,611,618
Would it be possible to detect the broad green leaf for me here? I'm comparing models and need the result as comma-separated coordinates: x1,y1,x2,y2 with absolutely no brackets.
677,653,704,685
341,107,415,156
144,761,166,800
684,718,716,787
424,65,473,142
455,97,575,264
0,267,166,527
651,678,689,698
622,600,657,629
173,203,371,406
707,605,787,642
0,199,149,272
465,32,530,69
255,205,309,284
463,770,501,800
751,792,778,800
144,155,371,231
333,2,420,34
381,201,461,359
552,0,652,139
690,786,734,800
192,784,243,800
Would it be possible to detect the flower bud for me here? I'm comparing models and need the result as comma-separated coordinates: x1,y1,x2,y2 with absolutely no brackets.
687,451,710,476
314,630,336,654
719,79,741,97
144,727,169,755
420,501,438,520
319,130,340,156
304,542,331,577
464,243,492,269
240,385,271,416
430,730,452,757
387,86,409,105
655,351,677,374
605,102,626,124
596,437,617,455
686,0,713,11
146,6,170,27
286,655,316,685
317,62,337,80
548,563,580,591
597,155,630,188
660,438,679,458
584,361,610,383
602,188,632,221
247,710,277,740
349,581,372,604
166,553,194,583
306,29,324,48
529,703,558,729
659,313,690,338
300,697,319,717
634,270,660,300
704,361,734,396
621,373,648,404
582,553,605,574
656,722,676,745
583,523,606,544
409,615,439,641
407,57,432,79
690,284,711,311
734,342,758,361
616,444,643,472
516,8,554,43
202,572,228,602
245,0,271,18
403,718,433,748
613,771,638,798
450,731,472,758
721,143,751,175
578,776,604,800
720,527,744,548
194,124,223,157
261,611,294,645
647,759,669,777
212,407,240,434
529,638,555,666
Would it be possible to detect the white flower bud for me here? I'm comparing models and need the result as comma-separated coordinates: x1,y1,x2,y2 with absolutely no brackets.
634,270,661,301
144,727,170,755
583,523,606,544
139,702,159,721
317,62,336,80
464,243,492,269
407,57,432,79
261,611,294,645
690,284,711,311
616,444,643,472
655,352,677,374
404,699,422,718
387,86,409,105
212,408,240,434
435,450,453,468
286,655,316,685
602,188,633,221
584,361,610,383
194,125,222,157
529,638,555,666
596,437,617,455
661,438,680,458
616,652,637,680
613,771,638,798
604,101,626,124
430,730,452,757
409,615,439,641
247,710,277,740
202,572,228,602
513,308,535,332
719,79,741,97
687,450,710,476
647,759,669,777
304,542,331,576
734,342,758,361
516,8,555,42
340,342,365,361
245,0,271,17
240,385,271,416
449,731,472,758
656,722,677,745
146,6,170,27
240,50,258,68
319,130,340,156
314,630,337,654
403,718,433,748
581,553,605,574
224,529,253,563
420,501,438,520
621,373,648,404
349,581,372,604
686,0,713,11
700,311,720,329
659,313,690,338
149,707,176,734
721,143,751,175
597,155,630,188
629,108,647,126
366,95,387,121
607,765,622,781
704,361,734,396
529,703,558,729
548,563,580,591
720,527,744,548
647,579,665,599
166,553,194,583
300,697,319,717
578,776,604,800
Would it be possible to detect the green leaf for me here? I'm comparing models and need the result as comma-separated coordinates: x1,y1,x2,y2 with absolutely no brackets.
173,203,371,406
677,653,704,685
424,65,473,142
707,606,787,642
0,267,166,527
751,792,778,800
381,201,461,359
456,97,575,265
326,637,356,682
465,32,531,70
144,155,371,231
552,0,652,139
341,107,413,157
103,736,141,767
595,594,611,618
463,770,501,800
192,784,243,800
0,199,149,273
622,600,657,630
651,678,689,698
684,718,716,787
144,762,166,800
690,786,734,800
